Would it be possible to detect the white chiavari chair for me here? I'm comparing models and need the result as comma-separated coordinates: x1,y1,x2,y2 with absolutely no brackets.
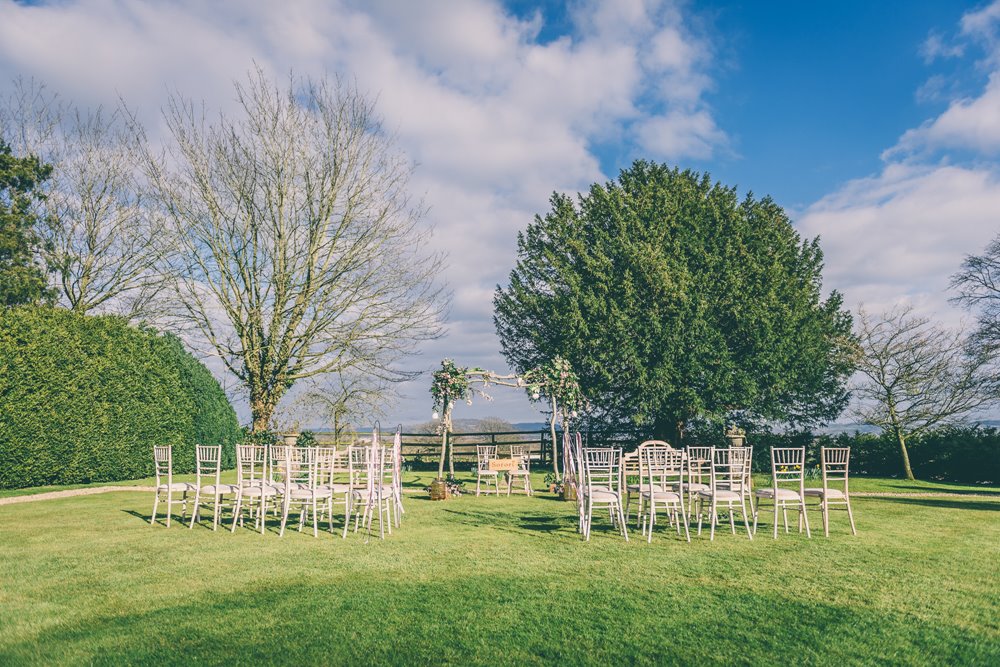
475,445,500,496
151,445,195,527
231,444,278,534
506,444,533,496
675,446,711,516
278,447,335,537
189,444,238,531
805,447,857,537
696,447,753,541
639,446,689,542
582,447,628,542
753,447,811,539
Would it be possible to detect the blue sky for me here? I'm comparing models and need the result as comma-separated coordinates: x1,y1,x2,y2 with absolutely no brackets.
1,0,998,427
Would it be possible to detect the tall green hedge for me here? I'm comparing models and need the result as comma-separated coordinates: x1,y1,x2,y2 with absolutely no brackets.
0,306,240,488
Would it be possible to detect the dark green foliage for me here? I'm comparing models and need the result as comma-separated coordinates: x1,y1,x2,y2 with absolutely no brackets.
158,333,240,469
0,307,240,488
494,162,854,440
0,140,54,307
240,427,279,448
295,430,317,448
681,421,998,484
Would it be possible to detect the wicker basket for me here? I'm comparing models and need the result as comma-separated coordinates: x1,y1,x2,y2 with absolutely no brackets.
562,484,577,502
429,478,449,501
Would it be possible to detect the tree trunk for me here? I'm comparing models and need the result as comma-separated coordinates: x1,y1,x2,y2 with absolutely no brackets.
448,434,455,478
895,429,916,481
438,429,448,479
251,396,277,433
550,396,560,481
652,414,684,446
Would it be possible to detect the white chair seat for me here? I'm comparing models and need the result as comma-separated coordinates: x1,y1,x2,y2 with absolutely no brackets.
804,487,845,498
588,489,622,502
698,489,741,501
641,489,682,502
157,482,196,492
508,469,530,476
318,483,352,494
199,483,238,495
626,483,641,492
755,488,802,500
239,484,278,498
477,470,499,476
674,481,709,492
287,487,333,500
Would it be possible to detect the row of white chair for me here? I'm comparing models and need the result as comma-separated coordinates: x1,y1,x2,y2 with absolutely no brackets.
151,436,404,540
564,436,857,542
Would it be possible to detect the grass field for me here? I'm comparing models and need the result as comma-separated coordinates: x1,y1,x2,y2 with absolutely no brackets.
1,472,998,665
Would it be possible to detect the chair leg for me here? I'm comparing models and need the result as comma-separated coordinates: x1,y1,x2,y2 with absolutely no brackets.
773,499,779,539
740,495,753,540
151,492,160,526
189,489,202,529
801,498,811,538
165,489,172,528
846,497,857,536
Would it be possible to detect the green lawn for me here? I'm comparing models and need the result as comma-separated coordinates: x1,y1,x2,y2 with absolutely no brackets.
1,473,998,666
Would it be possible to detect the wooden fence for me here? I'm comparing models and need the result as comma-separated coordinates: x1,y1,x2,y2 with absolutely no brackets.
289,428,653,468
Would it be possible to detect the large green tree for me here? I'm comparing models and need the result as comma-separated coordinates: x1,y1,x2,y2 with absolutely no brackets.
0,140,53,306
494,162,854,442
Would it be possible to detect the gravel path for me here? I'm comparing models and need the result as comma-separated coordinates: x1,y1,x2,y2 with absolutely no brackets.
0,486,153,506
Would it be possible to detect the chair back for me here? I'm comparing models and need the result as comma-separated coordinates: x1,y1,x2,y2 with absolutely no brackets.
283,447,315,492
510,444,530,473
476,445,497,472
348,445,372,489
269,445,290,486
770,447,806,494
728,446,752,492
685,446,712,486
153,445,173,487
642,446,684,493
709,447,744,492
195,445,222,488
235,444,268,487
821,447,851,492
583,447,622,495
313,447,338,487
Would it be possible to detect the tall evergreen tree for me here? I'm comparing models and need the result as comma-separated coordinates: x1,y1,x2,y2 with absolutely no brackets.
0,140,53,307
494,161,854,441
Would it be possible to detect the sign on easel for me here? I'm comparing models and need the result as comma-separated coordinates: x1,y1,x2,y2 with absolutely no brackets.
488,458,519,472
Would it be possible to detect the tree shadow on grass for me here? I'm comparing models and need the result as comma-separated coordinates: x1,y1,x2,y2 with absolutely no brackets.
440,507,574,535
882,485,1000,497
874,497,1000,512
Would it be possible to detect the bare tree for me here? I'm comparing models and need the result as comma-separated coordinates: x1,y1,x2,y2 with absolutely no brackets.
1,80,166,318
301,369,398,443
144,68,446,431
852,305,994,480
952,233,1000,361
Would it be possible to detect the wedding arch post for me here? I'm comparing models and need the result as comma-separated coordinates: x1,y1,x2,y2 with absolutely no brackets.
430,357,586,485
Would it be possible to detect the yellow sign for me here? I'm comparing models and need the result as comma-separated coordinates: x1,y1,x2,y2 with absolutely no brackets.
489,458,519,472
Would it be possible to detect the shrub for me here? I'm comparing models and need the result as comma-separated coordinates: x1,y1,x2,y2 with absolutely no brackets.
0,306,240,488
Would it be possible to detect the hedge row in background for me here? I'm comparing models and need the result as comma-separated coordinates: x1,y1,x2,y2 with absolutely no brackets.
0,306,241,488
587,422,999,485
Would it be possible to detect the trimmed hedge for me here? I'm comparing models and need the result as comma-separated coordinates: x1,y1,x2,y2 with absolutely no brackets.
0,306,240,488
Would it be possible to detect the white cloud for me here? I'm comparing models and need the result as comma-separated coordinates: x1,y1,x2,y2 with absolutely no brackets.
798,163,1000,323
0,0,725,424
803,1,1000,336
